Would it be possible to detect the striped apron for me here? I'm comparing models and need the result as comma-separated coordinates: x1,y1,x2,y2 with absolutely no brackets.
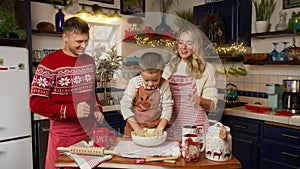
166,75,209,140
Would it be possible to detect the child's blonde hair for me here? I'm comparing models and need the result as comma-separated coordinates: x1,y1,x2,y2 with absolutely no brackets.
138,52,165,72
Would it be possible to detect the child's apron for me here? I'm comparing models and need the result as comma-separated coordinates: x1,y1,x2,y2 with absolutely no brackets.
166,75,209,140
124,76,162,137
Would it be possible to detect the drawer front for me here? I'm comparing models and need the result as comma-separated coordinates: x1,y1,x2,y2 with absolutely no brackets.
264,124,300,145
222,115,261,135
261,158,299,169
262,139,300,167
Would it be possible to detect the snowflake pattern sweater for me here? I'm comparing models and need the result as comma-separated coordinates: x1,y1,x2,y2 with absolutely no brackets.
30,49,102,126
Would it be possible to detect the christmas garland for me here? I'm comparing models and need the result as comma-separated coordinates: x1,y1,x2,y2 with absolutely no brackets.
199,14,225,46
124,26,177,47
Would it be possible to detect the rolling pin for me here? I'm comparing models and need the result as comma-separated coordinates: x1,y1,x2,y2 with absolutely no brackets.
134,156,179,164
57,145,118,156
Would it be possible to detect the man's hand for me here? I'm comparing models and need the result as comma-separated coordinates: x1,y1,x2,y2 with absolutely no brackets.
94,111,104,124
77,102,90,118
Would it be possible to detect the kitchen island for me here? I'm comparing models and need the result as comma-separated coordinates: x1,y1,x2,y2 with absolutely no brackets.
55,153,242,169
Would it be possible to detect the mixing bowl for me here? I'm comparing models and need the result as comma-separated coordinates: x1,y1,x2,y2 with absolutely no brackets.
131,128,167,147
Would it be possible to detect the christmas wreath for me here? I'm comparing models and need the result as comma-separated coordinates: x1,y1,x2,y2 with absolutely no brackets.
199,14,225,46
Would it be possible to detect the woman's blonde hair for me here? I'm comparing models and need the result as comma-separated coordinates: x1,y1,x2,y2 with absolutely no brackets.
168,26,206,79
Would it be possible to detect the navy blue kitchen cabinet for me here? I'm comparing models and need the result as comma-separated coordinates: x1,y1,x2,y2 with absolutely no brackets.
193,0,252,46
261,122,300,169
100,110,126,137
221,115,261,169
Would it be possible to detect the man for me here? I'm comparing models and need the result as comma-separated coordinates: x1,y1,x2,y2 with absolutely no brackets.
30,17,104,169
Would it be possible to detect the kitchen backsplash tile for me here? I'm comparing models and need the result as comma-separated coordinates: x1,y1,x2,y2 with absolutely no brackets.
223,74,300,105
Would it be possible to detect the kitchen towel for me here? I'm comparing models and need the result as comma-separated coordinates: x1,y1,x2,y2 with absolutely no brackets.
62,141,112,169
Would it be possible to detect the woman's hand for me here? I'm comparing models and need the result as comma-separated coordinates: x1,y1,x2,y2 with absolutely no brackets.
94,111,104,124
110,77,128,90
188,94,200,109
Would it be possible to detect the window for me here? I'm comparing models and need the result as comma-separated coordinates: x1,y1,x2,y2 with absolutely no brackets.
86,23,121,62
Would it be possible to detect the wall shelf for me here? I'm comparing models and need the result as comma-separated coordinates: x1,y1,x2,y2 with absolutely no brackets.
251,29,300,39
0,38,27,47
32,29,62,37
244,60,300,65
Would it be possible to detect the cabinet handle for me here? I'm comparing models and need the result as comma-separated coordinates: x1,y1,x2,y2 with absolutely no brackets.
233,124,247,129
42,128,50,133
281,151,299,158
281,134,299,140
0,151,6,155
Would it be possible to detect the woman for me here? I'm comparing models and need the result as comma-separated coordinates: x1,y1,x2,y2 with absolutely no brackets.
162,26,218,140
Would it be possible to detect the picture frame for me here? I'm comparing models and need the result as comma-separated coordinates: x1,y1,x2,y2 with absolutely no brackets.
120,0,145,16
31,0,68,6
88,0,114,5
283,0,300,9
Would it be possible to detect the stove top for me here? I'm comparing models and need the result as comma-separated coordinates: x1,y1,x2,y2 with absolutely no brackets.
225,102,247,108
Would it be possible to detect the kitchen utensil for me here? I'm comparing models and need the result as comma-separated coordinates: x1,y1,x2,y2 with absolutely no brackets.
205,122,232,162
243,53,269,62
57,145,118,156
131,128,167,147
244,104,272,113
134,156,178,164
228,66,237,75
236,65,247,76
282,79,300,114
216,66,226,75
266,84,283,111
224,83,238,103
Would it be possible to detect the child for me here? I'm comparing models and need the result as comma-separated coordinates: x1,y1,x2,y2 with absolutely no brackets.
120,52,173,137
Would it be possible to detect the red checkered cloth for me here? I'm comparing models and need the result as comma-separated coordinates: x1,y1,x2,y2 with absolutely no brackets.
62,141,112,169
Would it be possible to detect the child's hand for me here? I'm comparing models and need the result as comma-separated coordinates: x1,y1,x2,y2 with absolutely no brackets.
188,93,200,109
134,128,145,137
152,127,163,137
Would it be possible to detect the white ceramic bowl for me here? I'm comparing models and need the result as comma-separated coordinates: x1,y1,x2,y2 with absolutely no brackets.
131,128,167,147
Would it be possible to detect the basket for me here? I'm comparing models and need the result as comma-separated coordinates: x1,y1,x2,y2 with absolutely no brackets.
36,22,55,32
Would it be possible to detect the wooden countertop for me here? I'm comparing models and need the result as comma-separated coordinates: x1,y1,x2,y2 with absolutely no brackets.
55,137,241,169
55,153,242,169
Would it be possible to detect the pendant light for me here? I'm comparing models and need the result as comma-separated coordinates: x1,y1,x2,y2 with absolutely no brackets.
76,6,92,19
110,10,122,20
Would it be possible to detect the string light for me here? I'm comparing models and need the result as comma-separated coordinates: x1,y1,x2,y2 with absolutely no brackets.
216,42,247,55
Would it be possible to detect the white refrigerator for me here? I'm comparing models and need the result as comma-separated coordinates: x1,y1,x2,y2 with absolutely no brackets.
0,46,33,168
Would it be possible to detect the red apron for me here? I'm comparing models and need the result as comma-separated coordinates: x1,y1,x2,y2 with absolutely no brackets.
166,75,209,140
45,117,95,169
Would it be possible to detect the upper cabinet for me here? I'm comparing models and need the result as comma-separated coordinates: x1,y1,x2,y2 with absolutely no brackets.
193,0,252,46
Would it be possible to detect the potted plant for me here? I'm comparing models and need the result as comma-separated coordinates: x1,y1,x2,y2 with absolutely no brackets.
253,0,275,33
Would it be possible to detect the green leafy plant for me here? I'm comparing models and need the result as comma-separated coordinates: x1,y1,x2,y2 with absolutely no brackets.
253,0,275,21
0,6,27,39
152,0,178,13
51,0,75,9
174,8,194,28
